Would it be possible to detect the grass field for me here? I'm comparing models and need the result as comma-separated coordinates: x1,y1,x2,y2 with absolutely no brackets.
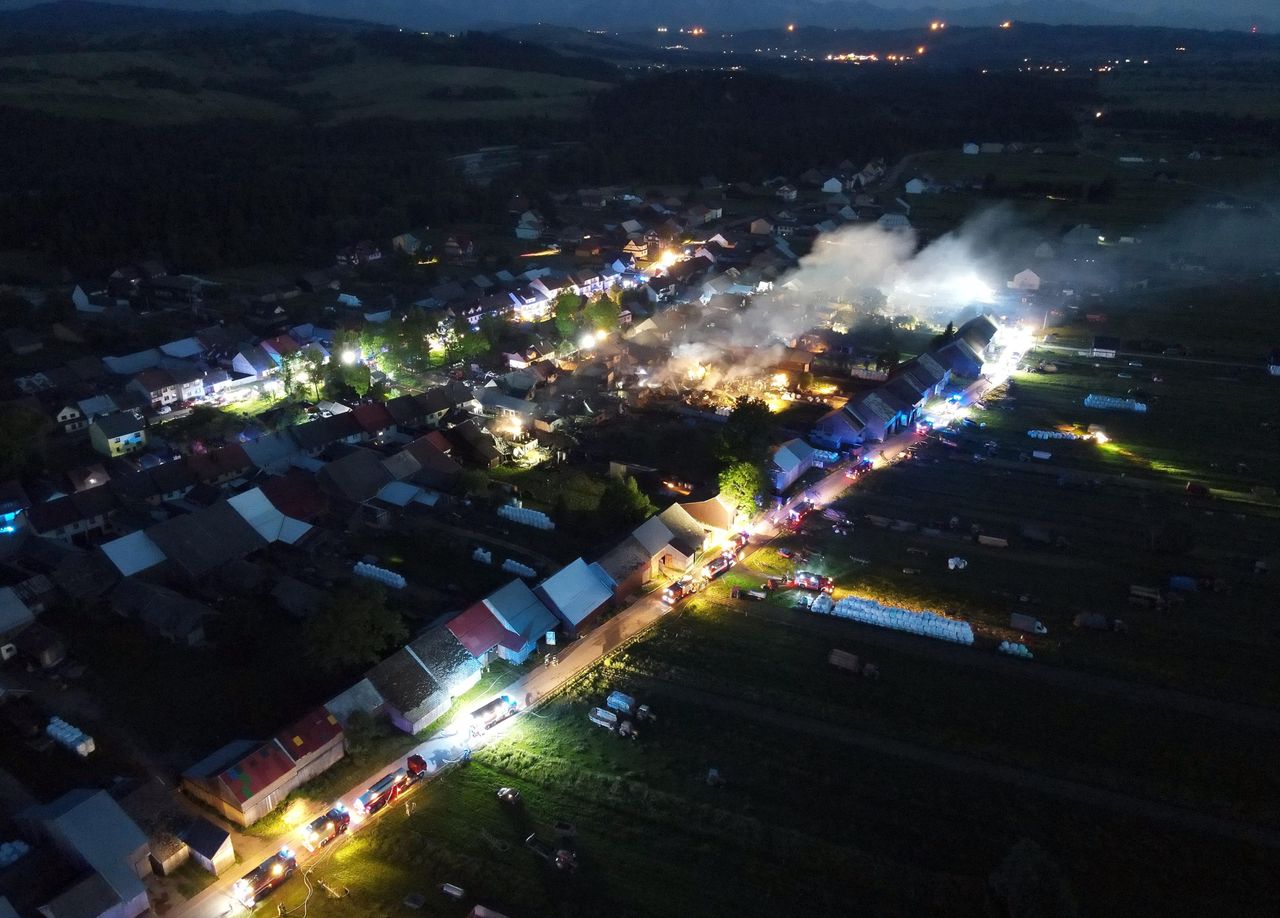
262,646,1279,918
0,43,608,124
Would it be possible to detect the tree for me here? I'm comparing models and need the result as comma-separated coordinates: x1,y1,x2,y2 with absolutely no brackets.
718,461,767,517
304,583,407,674
601,475,656,526
718,395,775,463
458,468,490,499
582,294,618,333
342,361,371,398
930,321,956,350
875,346,901,373
0,402,53,478
478,315,509,349
552,291,581,340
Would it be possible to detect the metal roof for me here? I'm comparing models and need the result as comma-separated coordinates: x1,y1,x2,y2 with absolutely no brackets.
100,530,166,577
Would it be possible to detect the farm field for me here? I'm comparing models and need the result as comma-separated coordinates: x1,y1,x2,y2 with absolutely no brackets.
263,643,1279,918
0,43,611,125
764,348,1280,703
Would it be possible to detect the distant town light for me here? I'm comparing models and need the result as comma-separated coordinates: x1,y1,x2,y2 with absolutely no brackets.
1000,20,1012,29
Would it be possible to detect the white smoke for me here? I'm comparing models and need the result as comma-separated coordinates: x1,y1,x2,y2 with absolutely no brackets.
725,206,1020,349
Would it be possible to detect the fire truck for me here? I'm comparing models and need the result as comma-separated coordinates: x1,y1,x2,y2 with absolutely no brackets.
302,804,350,851
354,769,408,817
232,848,297,907
662,575,705,605
793,571,835,593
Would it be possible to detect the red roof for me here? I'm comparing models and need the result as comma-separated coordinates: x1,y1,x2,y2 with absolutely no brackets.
274,708,343,763
259,470,327,521
260,334,300,357
425,431,452,453
191,443,252,482
217,741,295,803
447,601,509,657
351,401,394,435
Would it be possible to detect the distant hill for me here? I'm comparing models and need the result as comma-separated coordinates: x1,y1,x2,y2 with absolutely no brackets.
0,19,619,125
0,0,372,33
0,0,1266,33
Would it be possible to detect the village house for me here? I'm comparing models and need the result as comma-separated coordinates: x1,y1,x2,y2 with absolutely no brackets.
89,410,147,458
770,438,818,492
447,579,559,665
24,789,152,918
127,369,178,408
535,558,614,637
181,709,344,826
182,818,234,876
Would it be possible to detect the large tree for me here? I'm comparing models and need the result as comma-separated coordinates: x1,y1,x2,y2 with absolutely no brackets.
0,402,53,479
582,294,619,333
601,475,656,526
304,582,407,674
552,291,582,340
718,461,767,517
718,395,775,464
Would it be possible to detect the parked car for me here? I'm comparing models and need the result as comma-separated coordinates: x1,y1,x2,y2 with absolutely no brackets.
498,787,521,805
704,555,733,580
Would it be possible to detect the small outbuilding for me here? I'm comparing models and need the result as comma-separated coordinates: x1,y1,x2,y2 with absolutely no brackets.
182,817,234,876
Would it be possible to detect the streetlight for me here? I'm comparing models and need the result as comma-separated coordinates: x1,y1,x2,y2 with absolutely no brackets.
341,349,357,365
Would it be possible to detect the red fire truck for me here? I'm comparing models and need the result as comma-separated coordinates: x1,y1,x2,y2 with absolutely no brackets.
232,848,297,907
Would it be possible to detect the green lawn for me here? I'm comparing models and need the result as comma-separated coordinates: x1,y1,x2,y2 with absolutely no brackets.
267,658,1280,918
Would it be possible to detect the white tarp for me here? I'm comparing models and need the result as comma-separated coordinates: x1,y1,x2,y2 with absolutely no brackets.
100,531,166,577
228,487,312,545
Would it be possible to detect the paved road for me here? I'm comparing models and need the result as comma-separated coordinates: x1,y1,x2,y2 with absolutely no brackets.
635,677,1280,850
172,588,676,918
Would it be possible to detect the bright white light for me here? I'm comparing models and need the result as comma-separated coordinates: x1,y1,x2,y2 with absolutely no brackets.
341,349,357,365
578,333,595,351
594,329,608,343
950,273,994,303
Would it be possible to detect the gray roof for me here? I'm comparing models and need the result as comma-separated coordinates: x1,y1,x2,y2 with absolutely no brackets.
596,536,649,583
325,678,385,724
234,345,275,374
271,575,327,619
39,872,122,918
408,626,482,695
91,410,145,439
631,516,675,557
181,817,229,860
535,558,613,627
0,587,34,637
483,579,557,644
656,504,707,557
146,502,267,578
317,448,393,503
110,579,210,642
243,430,302,471
35,789,148,905
366,648,448,723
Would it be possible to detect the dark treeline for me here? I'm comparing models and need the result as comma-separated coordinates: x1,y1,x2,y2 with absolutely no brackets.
0,109,569,275
0,69,1077,275
354,31,620,83
554,69,1080,185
